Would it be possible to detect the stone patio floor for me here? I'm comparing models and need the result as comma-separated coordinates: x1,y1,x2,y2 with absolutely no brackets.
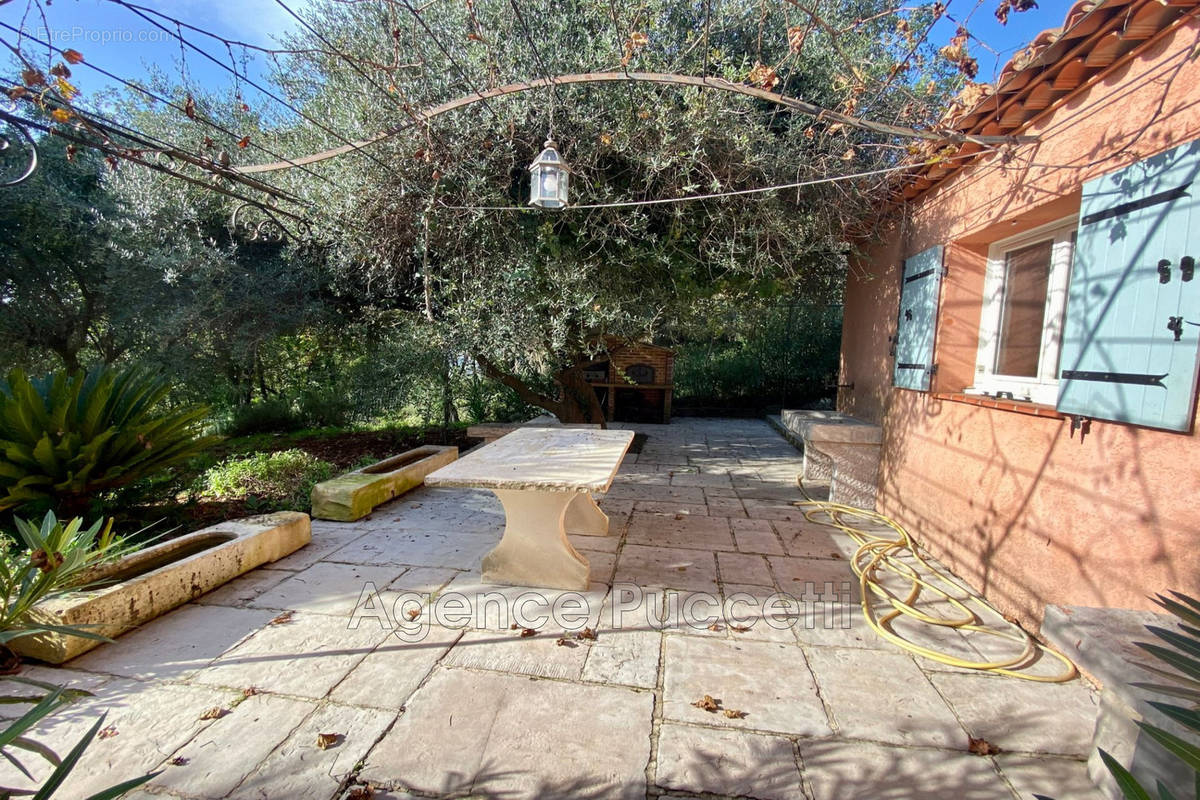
2,418,1102,800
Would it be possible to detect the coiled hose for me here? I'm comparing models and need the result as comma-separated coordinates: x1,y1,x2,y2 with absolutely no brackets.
794,479,1077,682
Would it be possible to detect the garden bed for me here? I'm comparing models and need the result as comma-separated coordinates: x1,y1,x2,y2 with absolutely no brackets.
113,425,482,538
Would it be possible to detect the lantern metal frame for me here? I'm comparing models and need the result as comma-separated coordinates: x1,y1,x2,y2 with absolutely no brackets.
528,138,570,209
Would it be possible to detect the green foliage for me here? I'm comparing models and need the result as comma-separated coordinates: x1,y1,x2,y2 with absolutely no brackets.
296,391,353,429
219,398,304,437
0,512,136,646
0,366,217,515
0,676,157,799
0,145,170,374
672,300,842,411
200,449,335,511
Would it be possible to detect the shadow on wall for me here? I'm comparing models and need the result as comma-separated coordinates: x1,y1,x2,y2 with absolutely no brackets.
838,26,1200,630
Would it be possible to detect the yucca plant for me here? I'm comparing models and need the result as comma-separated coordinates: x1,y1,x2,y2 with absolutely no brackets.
0,366,217,516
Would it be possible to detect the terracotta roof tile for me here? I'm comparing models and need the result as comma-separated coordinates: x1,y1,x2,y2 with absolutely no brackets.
902,0,1199,198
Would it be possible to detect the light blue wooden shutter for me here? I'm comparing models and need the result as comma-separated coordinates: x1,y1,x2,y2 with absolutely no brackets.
1057,139,1200,432
893,245,945,391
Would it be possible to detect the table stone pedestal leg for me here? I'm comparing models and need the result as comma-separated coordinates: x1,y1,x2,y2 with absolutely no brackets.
482,489,590,590
564,491,609,535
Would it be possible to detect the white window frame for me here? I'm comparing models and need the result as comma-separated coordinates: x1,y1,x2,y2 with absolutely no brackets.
967,216,1076,406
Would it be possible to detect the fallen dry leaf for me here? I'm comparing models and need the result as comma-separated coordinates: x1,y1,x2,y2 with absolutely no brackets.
691,694,721,713
346,787,374,800
968,736,1001,756
270,611,293,625
577,627,597,641
520,628,537,638
316,732,342,750
723,708,747,719
170,756,188,766
97,725,118,740
406,608,420,621
510,623,521,630
243,686,260,697
730,624,751,633
707,623,724,632
555,636,577,648
199,707,227,721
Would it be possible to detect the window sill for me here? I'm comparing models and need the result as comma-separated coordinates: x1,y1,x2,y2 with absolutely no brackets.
932,392,1065,419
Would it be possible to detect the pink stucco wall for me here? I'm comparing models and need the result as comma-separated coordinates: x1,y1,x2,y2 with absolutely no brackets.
839,18,1200,631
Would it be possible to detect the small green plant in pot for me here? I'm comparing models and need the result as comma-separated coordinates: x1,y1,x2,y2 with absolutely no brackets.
0,366,218,517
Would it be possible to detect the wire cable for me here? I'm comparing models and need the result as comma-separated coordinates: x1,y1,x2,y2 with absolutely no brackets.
108,0,398,174
438,151,995,211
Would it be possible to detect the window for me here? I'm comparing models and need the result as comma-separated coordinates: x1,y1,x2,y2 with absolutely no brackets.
969,218,1076,405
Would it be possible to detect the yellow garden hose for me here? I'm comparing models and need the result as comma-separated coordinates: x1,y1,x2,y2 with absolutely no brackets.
794,480,1077,682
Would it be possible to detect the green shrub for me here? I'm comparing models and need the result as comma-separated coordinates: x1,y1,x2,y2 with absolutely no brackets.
0,367,217,516
201,449,334,511
297,390,352,429
220,398,303,437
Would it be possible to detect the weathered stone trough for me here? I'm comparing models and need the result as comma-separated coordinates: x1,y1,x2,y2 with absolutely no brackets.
12,512,311,664
310,445,458,521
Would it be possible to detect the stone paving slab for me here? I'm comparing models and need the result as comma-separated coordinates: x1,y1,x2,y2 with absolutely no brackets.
191,611,391,698
662,636,831,736
582,628,662,688
798,739,1013,800
249,561,407,615
194,567,295,607
616,543,720,592
928,671,1100,756
5,418,1104,800
0,679,239,798
360,668,654,798
996,754,1104,799
655,722,804,800
442,627,593,679
233,701,396,800
70,604,278,681
151,692,315,798
626,512,735,551
805,647,964,748
330,624,462,709
325,528,499,569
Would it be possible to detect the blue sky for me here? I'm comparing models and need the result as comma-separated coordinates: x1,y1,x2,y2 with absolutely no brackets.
1,0,1072,100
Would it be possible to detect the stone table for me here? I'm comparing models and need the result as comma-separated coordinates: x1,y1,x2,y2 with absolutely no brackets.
425,427,634,590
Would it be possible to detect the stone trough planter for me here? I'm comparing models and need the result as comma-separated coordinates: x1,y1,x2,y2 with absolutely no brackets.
11,512,311,664
310,445,458,522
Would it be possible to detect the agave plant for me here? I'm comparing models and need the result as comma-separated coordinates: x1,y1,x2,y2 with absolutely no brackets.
0,366,217,515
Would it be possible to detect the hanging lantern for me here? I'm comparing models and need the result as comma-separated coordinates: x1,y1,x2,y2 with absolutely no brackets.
528,138,569,209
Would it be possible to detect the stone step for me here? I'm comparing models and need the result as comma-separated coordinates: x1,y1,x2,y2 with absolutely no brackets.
779,409,882,445
1042,604,1196,800
805,441,880,510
